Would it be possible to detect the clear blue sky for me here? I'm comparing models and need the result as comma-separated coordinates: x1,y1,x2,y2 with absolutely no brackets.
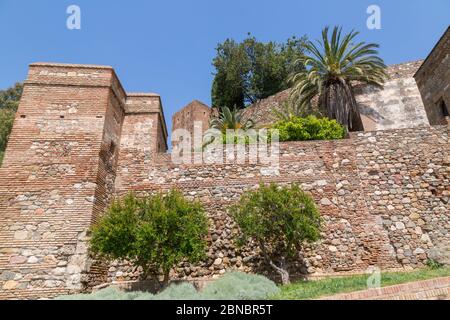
0,0,449,135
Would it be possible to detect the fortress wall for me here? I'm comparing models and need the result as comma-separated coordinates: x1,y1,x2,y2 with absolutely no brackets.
355,61,430,131
240,61,430,131
0,63,126,299
110,125,449,283
0,62,448,299
356,127,449,266
172,100,213,149
415,27,450,125
114,95,167,192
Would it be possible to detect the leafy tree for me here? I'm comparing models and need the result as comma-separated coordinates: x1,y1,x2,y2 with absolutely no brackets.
231,183,322,284
90,190,209,287
211,39,250,110
0,109,16,153
273,115,346,141
0,83,22,166
0,83,23,111
212,35,307,110
290,26,387,131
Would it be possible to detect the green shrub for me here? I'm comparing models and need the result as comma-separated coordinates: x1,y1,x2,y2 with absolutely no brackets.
0,83,23,111
55,272,279,300
202,129,270,148
273,115,346,142
231,183,322,284
0,151,4,167
426,259,444,270
152,282,200,300
55,287,137,300
200,272,280,300
90,190,209,287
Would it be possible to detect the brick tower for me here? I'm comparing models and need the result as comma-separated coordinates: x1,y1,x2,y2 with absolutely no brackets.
171,100,212,149
0,63,167,299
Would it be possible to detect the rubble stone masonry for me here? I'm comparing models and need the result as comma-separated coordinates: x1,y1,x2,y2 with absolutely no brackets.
111,126,449,284
0,63,448,300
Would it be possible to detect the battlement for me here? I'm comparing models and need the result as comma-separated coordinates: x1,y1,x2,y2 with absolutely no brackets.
125,93,161,114
125,93,168,151
26,63,128,107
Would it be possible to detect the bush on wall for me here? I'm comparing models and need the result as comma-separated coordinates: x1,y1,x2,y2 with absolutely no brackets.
272,115,346,142
231,183,322,285
89,190,209,287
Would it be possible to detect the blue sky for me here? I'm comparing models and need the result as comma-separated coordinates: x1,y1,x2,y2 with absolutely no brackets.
0,0,449,135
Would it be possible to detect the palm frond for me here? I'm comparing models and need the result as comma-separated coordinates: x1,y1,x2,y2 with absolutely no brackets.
290,26,388,131
210,106,255,133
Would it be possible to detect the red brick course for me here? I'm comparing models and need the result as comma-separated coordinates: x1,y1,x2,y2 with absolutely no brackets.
319,276,450,300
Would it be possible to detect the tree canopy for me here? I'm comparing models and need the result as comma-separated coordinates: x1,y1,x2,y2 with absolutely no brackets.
90,190,209,287
211,35,307,110
231,183,322,284
0,83,23,166
0,83,23,111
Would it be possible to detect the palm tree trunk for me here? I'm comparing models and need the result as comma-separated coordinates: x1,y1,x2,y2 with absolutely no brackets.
344,82,364,131
321,80,364,132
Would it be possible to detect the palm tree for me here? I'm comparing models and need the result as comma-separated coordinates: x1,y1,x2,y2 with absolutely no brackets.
290,26,388,131
210,106,255,132
204,106,255,147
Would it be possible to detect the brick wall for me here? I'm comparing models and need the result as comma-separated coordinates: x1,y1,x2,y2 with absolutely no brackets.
0,63,167,299
319,276,450,300
172,100,212,149
0,63,123,299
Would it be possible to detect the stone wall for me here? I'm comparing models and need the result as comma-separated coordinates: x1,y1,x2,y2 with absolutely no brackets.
355,60,430,131
239,61,430,131
125,93,168,153
110,125,449,283
0,62,448,300
414,27,450,125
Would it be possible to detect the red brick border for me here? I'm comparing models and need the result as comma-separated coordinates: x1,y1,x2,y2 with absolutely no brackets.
319,276,450,300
